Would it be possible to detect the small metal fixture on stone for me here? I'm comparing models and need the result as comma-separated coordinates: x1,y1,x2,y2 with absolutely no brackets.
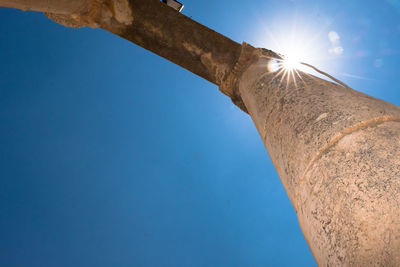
162,0,184,12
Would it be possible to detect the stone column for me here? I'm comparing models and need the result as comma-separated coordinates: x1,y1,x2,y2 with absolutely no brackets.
3,1,400,263
226,44,400,266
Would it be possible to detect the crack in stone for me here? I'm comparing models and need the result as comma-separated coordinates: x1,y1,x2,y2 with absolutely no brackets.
295,115,400,210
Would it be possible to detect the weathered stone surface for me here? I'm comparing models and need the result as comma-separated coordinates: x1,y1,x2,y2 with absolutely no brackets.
220,43,281,113
237,45,400,266
46,0,133,28
0,0,86,14
299,121,400,266
3,0,133,28
3,0,244,109
104,0,242,92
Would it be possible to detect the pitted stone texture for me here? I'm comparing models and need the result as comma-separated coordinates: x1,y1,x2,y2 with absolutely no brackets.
46,0,133,28
239,58,400,205
220,43,280,113
238,55,400,265
298,121,400,266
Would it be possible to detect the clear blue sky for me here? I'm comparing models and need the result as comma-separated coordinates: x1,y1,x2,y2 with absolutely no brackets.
1,0,400,266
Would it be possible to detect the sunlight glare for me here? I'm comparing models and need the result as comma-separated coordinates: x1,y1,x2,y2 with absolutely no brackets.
278,42,312,73
282,55,301,70
255,16,331,79
268,59,281,72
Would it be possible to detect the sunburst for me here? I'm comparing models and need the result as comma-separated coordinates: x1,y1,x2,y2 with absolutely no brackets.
267,56,303,89
266,55,351,91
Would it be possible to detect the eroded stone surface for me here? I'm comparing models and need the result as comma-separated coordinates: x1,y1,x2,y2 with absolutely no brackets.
46,0,133,28
237,47,400,266
299,122,400,266
239,56,400,203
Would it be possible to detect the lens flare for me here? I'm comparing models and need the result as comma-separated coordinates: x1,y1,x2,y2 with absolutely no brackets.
255,15,334,87
268,59,281,72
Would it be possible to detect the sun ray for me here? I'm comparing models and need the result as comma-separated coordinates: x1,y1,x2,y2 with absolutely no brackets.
294,69,307,88
291,69,298,89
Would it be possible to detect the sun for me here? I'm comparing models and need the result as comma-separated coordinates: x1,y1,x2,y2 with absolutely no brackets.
266,40,351,91
282,55,301,70
277,41,315,73
267,49,304,73
256,15,330,82
265,44,312,88
267,51,304,78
